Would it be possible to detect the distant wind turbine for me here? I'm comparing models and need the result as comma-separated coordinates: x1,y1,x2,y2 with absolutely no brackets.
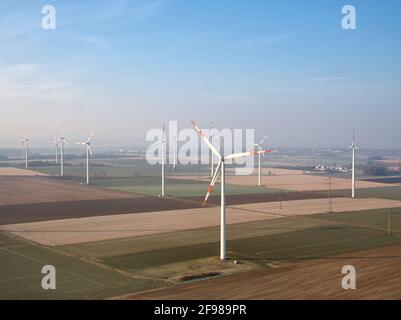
254,135,268,186
20,135,30,169
191,120,272,260
77,133,94,184
161,123,166,197
59,128,67,176
350,129,357,198
53,137,59,164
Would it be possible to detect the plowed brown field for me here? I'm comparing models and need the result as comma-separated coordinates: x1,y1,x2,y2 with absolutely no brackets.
120,244,401,300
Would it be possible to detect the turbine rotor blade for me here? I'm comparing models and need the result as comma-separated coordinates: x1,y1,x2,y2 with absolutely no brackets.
225,149,273,160
202,159,222,207
88,145,94,158
258,149,273,155
224,152,252,160
191,120,221,158
259,135,268,146
87,133,94,142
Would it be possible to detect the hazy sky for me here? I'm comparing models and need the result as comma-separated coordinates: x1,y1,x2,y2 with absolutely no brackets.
0,0,400,148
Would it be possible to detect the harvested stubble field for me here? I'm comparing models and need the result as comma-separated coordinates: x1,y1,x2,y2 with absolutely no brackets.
0,167,48,176
3,198,401,246
227,167,304,176
0,176,135,206
332,186,401,201
171,169,397,192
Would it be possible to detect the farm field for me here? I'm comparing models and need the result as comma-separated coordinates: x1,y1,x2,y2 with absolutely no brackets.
0,232,165,300
0,176,135,206
30,164,155,178
0,197,202,225
62,207,401,296
30,163,211,178
185,190,337,206
332,186,401,201
3,206,401,299
2,180,401,299
227,167,305,176
122,243,401,300
0,167,48,176
2,164,401,299
3,198,401,246
95,176,284,198
171,173,398,191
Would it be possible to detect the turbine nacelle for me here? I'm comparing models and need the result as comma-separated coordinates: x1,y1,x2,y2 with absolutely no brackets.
77,133,94,158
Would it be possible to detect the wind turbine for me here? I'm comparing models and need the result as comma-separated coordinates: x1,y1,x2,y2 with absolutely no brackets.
20,135,30,169
59,129,66,176
191,120,272,260
254,135,268,187
77,133,94,185
350,129,357,198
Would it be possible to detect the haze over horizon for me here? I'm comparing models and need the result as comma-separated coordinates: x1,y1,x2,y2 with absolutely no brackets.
1,0,400,149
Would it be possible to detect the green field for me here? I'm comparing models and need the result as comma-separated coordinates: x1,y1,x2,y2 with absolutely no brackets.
0,232,166,300
31,165,159,178
108,182,283,198
92,176,285,197
29,161,213,179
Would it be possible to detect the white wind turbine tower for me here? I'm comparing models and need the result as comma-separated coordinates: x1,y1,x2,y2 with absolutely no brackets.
53,138,59,164
19,141,25,162
350,129,357,198
77,133,94,185
192,120,272,260
20,135,30,169
254,135,268,187
209,121,216,178
161,123,166,197
59,129,66,176
173,133,178,170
